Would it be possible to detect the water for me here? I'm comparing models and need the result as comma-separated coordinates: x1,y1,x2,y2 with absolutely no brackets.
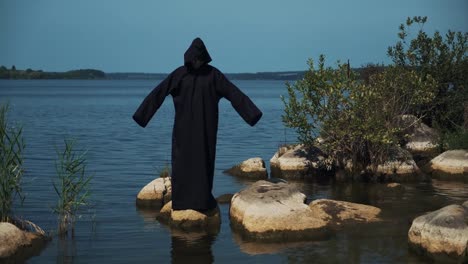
1,79,467,263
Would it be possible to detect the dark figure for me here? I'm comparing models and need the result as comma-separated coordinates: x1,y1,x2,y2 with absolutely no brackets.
133,38,262,210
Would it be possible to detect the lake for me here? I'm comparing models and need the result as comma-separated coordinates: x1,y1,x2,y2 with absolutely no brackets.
1,79,467,263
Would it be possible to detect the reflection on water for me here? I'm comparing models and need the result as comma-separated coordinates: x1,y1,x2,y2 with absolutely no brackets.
171,230,217,264
1,80,467,263
56,237,76,264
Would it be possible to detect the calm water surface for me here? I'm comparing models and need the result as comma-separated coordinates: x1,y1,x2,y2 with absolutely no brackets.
0,79,467,264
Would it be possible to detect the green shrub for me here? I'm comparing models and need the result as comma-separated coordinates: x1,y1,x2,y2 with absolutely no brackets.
53,139,93,236
282,55,436,174
387,16,468,131
0,104,25,222
440,129,468,150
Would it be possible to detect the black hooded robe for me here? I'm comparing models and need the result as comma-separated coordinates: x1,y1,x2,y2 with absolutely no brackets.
133,38,263,210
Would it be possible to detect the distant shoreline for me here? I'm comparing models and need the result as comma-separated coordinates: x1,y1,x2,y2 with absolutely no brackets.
0,65,377,81
0,66,306,81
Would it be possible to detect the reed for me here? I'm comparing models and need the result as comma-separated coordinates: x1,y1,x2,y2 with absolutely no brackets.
52,139,92,236
0,104,25,222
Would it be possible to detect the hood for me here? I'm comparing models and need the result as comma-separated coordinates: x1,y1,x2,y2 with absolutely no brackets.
184,38,212,70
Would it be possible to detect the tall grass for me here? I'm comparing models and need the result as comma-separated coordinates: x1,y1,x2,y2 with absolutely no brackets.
0,104,25,222
53,139,92,236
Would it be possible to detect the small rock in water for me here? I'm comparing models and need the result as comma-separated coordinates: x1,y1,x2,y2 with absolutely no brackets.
157,201,221,233
136,177,172,209
223,157,268,179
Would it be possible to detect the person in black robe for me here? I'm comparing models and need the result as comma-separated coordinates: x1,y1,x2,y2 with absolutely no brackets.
133,38,262,211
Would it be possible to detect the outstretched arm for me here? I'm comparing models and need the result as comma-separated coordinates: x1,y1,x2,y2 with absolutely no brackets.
133,72,175,128
215,69,262,126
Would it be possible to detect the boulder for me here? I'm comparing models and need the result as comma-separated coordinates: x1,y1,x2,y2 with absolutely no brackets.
230,180,329,241
270,144,330,179
136,177,172,208
223,157,267,179
0,222,46,259
408,201,468,263
230,181,383,241
373,148,424,182
429,150,468,181
308,199,381,228
157,201,221,232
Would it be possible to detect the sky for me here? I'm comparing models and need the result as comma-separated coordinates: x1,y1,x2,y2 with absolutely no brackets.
1,0,467,73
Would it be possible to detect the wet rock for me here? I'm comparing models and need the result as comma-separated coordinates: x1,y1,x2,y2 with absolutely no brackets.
374,148,424,182
157,201,221,232
270,144,330,179
429,150,468,181
408,201,468,263
0,222,46,259
224,157,267,179
216,193,234,204
136,177,172,208
229,180,330,241
308,199,381,228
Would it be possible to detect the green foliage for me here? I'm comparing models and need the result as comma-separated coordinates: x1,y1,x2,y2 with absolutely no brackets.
440,129,468,150
156,163,171,178
387,16,468,130
53,139,93,236
282,55,436,173
0,104,25,222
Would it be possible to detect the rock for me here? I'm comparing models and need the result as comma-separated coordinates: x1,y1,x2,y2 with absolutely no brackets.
308,199,381,228
230,180,330,241
223,157,267,179
216,193,234,204
136,177,172,208
270,144,330,179
374,148,424,182
405,119,439,154
386,182,401,188
157,201,221,232
429,150,468,181
408,202,468,263
0,222,46,259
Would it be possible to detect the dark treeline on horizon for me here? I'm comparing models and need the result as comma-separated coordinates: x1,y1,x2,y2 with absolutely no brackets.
0,64,382,81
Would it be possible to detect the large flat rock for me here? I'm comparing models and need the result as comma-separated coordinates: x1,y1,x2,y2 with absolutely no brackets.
230,180,329,240
309,199,381,228
408,201,468,263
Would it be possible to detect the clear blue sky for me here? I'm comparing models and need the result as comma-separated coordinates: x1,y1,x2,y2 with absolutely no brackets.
1,0,467,73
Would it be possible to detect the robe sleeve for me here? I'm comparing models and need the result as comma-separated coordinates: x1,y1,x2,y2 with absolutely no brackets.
215,70,263,126
132,72,176,128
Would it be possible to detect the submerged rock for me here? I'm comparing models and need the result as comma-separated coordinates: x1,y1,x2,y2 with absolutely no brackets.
158,201,221,232
216,193,234,204
136,177,172,208
230,180,329,241
224,157,267,179
0,222,47,260
429,150,468,181
308,199,381,228
408,201,468,263
270,144,330,179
